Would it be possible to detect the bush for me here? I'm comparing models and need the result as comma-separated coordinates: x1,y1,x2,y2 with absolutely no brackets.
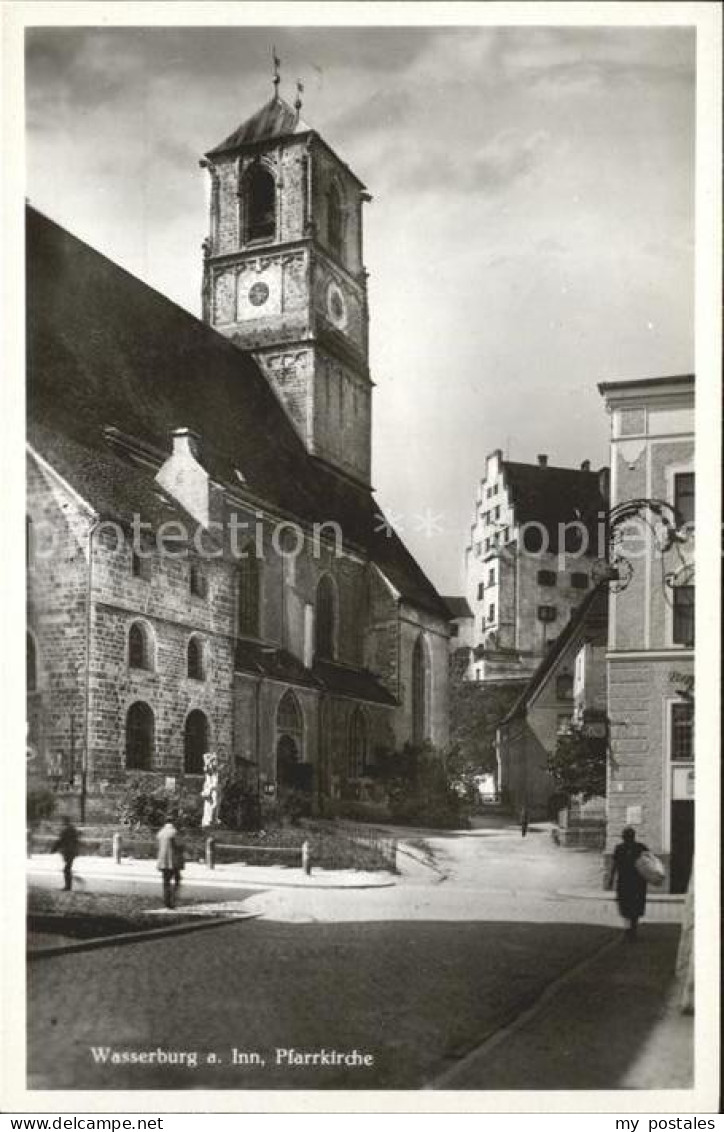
116,777,203,831
279,788,313,825
372,742,470,829
218,776,262,831
27,788,56,826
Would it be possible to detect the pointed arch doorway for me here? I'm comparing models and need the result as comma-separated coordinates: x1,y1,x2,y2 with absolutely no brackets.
275,690,312,795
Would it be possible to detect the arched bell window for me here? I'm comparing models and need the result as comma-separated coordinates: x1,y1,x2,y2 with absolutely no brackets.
126,701,154,770
246,165,276,242
327,181,343,258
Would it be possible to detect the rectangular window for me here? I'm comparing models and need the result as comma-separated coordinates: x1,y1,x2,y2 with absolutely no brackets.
502,527,509,543
132,551,151,581
450,623,459,638
488,568,495,586
557,714,573,734
537,569,557,587
673,586,694,646
556,674,574,701
488,604,495,623
477,582,484,600
671,702,694,760
485,538,491,551
537,605,557,623
494,505,500,520
674,472,695,527
570,572,589,590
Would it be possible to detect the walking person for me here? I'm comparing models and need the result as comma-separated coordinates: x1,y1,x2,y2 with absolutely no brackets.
51,816,80,891
171,828,185,903
608,826,648,940
520,804,529,838
156,814,179,909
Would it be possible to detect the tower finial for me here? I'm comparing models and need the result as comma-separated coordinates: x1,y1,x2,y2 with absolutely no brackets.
272,46,281,94
295,79,304,114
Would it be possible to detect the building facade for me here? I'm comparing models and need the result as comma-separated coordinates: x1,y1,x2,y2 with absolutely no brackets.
464,449,609,683
26,92,451,814
599,375,695,893
496,585,608,821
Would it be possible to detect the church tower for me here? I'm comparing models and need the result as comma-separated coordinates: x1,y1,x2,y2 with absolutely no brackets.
201,82,373,486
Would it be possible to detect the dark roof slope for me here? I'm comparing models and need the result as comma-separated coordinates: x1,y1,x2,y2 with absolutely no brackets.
26,205,448,619
503,460,607,554
501,584,608,725
442,596,473,619
206,95,309,155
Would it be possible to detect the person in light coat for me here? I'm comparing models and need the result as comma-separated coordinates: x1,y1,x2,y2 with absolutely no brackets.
156,817,179,908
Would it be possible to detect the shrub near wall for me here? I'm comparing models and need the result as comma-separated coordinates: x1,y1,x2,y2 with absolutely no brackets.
116,775,203,830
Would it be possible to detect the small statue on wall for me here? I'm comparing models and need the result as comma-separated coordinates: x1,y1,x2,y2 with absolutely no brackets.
201,751,220,827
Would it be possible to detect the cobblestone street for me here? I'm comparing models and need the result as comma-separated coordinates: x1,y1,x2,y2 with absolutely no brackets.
27,819,690,1091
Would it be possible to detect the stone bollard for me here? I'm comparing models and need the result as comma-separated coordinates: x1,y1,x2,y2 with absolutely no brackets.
205,836,216,870
112,832,122,864
301,840,311,875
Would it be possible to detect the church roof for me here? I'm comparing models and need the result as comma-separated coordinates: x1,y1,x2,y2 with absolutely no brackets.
26,205,449,621
206,95,311,156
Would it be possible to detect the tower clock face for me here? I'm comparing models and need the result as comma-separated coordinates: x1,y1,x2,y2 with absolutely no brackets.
326,281,348,330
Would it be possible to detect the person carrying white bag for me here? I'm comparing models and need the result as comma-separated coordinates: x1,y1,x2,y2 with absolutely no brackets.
607,826,663,940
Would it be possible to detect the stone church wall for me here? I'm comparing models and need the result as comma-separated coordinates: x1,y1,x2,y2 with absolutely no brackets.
26,456,89,784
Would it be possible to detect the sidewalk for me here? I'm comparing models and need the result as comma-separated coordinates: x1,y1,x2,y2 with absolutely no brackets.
26,852,396,890
430,921,692,1090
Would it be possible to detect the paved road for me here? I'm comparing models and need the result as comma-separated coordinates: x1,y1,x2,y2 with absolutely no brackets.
27,819,679,1091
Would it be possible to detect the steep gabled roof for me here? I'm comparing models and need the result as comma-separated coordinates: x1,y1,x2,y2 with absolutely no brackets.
206,95,311,156
502,460,608,555
500,584,609,725
26,205,448,620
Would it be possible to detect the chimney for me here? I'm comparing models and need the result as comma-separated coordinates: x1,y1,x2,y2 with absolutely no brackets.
171,427,201,461
155,427,211,529
537,454,548,468
581,459,591,472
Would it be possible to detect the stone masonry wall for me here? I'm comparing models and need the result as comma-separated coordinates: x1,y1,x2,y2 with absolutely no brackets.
26,455,89,784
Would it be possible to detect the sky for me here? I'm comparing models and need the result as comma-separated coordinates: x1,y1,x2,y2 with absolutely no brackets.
24,23,695,594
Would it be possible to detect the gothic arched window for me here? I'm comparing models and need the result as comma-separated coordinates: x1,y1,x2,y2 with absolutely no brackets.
315,575,336,660
27,633,37,692
238,553,260,638
184,709,209,775
327,181,343,258
128,621,153,670
411,634,430,746
277,689,303,736
348,708,368,778
246,165,276,242
126,701,154,770
187,636,205,680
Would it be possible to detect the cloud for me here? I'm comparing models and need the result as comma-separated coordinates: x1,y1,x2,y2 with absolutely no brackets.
390,127,552,195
